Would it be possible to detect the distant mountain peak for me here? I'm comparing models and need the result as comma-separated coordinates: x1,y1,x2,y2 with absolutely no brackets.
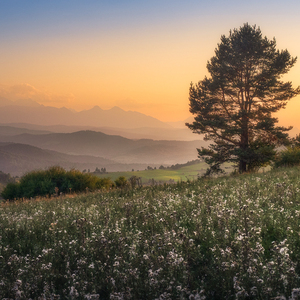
109,106,124,112
0,102,171,129
90,105,103,111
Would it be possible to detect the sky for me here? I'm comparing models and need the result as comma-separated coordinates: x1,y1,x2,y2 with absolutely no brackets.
0,0,300,124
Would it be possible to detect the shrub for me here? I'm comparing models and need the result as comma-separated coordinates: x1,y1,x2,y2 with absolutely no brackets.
114,176,128,188
1,182,21,200
1,166,113,200
273,147,300,168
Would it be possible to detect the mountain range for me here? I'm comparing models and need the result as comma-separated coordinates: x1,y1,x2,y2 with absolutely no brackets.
0,97,170,128
0,98,206,176
0,98,298,177
0,97,199,141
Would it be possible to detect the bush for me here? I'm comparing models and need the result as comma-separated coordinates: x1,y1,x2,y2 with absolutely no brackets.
273,147,300,168
1,166,113,200
114,176,128,188
1,182,21,200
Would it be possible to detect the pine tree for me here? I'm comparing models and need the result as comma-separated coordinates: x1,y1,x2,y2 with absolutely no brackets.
187,24,300,174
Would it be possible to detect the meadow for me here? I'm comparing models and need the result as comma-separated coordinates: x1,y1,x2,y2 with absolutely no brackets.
95,161,233,184
1,166,300,299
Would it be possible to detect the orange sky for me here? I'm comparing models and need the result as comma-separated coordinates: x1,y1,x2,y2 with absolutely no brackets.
0,1,300,125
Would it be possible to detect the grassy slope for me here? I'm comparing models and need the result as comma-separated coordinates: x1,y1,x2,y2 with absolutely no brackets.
1,166,300,299
95,161,233,183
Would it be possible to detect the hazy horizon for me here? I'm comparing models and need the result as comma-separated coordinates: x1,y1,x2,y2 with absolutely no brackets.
0,1,300,125
0,97,191,123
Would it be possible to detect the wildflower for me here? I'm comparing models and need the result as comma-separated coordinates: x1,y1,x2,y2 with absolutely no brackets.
69,286,79,298
291,288,300,299
113,261,119,267
88,262,95,269
257,279,264,284
15,279,22,286
111,277,116,286
189,291,206,300
85,294,100,300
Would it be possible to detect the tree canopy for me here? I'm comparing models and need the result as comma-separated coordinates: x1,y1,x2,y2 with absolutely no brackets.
187,23,300,174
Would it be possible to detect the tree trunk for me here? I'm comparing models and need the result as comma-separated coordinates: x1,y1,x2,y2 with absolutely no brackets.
239,160,247,173
239,114,249,173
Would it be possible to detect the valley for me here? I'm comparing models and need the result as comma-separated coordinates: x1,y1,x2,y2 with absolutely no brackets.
0,101,207,177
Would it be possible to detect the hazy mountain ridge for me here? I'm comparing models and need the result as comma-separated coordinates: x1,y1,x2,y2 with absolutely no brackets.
0,142,157,176
0,98,171,129
0,125,51,136
0,130,208,165
0,123,198,141
0,98,201,140
0,100,207,175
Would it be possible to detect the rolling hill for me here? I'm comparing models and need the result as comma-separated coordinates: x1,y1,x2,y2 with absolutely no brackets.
0,131,207,165
0,122,198,141
0,125,51,136
0,142,156,176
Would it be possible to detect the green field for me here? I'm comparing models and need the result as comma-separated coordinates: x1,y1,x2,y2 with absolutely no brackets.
95,161,233,184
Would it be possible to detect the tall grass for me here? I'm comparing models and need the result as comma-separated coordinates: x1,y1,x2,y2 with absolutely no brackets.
1,167,300,299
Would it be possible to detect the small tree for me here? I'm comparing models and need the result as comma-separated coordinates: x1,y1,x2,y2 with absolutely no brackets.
187,24,300,174
114,176,128,188
129,176,141,189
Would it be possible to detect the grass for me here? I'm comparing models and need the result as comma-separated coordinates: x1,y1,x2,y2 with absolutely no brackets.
1,166,300,299
95,161,233,183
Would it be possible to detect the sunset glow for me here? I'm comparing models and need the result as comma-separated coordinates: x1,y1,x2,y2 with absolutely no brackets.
1,1,300,124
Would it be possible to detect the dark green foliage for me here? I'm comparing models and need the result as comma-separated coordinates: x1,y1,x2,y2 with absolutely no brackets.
274,147,300,168
1,166,112,200
114,176,128,188
1,182,21,200
187,23,300,174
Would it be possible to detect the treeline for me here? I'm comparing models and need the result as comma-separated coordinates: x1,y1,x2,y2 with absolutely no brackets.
0,171,15,184
1,167,145,201
82,167,108,174
158,159,202,170
1,166,112,201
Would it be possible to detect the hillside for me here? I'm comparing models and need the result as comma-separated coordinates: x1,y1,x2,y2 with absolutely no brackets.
94,160,234,184
0,130,208,165
0,142,156,176
1,166,300,299
0,125,51,136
